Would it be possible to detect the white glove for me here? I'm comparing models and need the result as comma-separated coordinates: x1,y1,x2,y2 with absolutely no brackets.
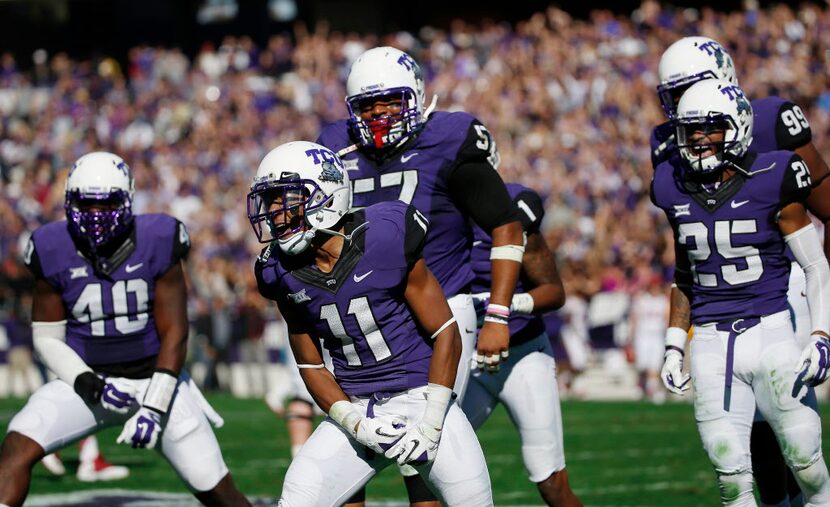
117,407,163,449
385,422,441,466
385,383,452,466
661,349,691,395
100,378,136,414
329,400,407,454
795,335,830,387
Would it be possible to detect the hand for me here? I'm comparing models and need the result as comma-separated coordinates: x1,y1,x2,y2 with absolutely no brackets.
475,321,509,372
385,422,442,466
117,407,163,449
795,335,830,387
101,378,136,414
352,415,407,454
661,349,691,395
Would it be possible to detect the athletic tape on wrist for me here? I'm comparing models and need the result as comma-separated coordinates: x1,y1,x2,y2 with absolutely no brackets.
143,370,178,414
490,244,524,263
423,383,452,429
329,400,360,435
510,293,534,314
665,327,688,352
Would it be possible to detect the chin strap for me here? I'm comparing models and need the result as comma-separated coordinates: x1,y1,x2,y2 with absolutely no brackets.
423,94,438,120
319,221,368,244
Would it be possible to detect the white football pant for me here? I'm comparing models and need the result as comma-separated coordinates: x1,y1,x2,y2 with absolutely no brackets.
691,311,830,507
278,385,492,507
448,293,477,404
7,376,228,492
462,333,566,482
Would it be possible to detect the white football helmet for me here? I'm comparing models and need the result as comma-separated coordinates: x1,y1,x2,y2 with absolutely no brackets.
64,151,135,247
248,141,352,255
675,79,753,174
345,46,426,150
657,36,738,119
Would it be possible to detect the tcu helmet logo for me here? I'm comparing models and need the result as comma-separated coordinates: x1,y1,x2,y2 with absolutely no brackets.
305,148,345,184
720,85,751,117
397,53,424,85
697,41,727,70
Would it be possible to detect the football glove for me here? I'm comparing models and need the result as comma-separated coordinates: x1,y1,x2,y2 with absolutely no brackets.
795,334,830,387
661,349,691,395
385,422,441,466
73,371,105,405
100,377,136,414
329,400,407,454
117,407,163,449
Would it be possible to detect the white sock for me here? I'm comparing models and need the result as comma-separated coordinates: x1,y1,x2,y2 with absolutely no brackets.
78,436,99,464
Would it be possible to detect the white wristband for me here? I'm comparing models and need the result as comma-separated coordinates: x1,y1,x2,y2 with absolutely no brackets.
329,399,360,436
490,244,525,263
510,293,534,314
143,370,178,414
422,383,452,430
665,327,688,352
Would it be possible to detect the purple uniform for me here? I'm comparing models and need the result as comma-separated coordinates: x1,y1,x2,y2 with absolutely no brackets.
22,214,190,369
650,96,812,169
651,151,811,324
317,111,500,298
471,183,546,347
255,201,433,397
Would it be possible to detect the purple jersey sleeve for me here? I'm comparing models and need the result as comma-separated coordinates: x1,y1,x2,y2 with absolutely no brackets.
751,96,812,153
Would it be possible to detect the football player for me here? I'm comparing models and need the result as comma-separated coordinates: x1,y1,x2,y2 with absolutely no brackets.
652,80,830,506
653,36,830,507
0,152,250,507
250,141,492,506
317,46,524,395
463,183,582,507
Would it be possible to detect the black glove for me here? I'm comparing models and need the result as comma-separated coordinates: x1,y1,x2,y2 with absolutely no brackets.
74,371,105,405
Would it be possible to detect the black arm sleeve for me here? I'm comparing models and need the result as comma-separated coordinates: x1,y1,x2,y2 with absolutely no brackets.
403,205,429,267
170,220,191,264
22,237,44,279
448,163,519,232
779,154,812,207
513,190,545,234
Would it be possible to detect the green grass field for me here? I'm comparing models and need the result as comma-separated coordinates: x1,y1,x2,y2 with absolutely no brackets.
2,395,828,506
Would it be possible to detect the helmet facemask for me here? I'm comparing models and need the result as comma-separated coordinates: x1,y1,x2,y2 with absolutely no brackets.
347,87,421,150
65,189,134,250
676,115,738,174
657,70,719,119
248,177,341,255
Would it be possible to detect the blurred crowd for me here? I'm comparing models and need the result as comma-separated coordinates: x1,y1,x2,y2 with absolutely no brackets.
1,1,829,396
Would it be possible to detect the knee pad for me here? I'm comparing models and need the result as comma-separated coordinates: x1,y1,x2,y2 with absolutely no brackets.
718,471,755,507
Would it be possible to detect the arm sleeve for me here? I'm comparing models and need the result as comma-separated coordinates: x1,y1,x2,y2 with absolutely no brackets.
404,205,429,267
786,223,830,334
170,220,191,264
780,154,813,207
775,102,812,150
513,190,545,234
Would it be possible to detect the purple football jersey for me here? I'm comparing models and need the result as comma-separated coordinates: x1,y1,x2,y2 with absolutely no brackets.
24,214,190,366
317,111,500,299
651,151,811,324
471,183,545,347
650,96,812,169
255,201,434,397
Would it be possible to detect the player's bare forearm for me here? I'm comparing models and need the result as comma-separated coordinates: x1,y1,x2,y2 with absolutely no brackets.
668,285,691,331
405,259,460,388
489,220,523,307
153,262,188,374
521,231,565,312
287,330,349,414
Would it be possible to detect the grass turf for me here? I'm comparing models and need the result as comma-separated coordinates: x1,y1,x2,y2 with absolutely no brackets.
2,395,826,506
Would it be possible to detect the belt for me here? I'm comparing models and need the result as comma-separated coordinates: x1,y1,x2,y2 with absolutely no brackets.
714,317,760,412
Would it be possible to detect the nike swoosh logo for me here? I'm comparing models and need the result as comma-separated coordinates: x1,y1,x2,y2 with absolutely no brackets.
125,263,143,273
401,152,419,163
730,200,749,209
472,240,482,247
353,270,373,283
